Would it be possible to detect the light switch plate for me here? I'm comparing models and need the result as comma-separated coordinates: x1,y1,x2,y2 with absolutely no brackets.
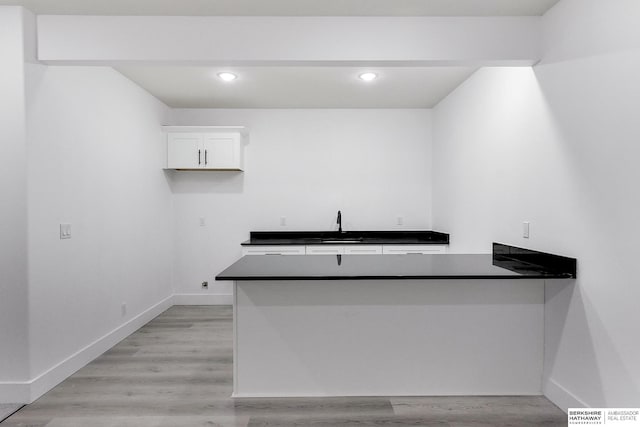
60,223,71,239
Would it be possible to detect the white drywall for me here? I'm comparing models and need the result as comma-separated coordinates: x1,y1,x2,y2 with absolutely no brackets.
432,0,640,409
168,109,432,296
542,0,640,64
0,6,31,403
24,64,174,390
37,16,540,66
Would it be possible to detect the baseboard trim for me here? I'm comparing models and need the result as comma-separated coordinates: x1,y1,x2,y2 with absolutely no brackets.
544,378,589,413
0,383,30,404
27,295,173,403
172,293,233,305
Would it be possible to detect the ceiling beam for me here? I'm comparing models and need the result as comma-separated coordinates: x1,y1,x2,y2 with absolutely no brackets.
37,16,541,66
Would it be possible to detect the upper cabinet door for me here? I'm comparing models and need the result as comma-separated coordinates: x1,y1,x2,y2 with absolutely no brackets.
165,127,245,171
201,133,242,170
167,133,203,169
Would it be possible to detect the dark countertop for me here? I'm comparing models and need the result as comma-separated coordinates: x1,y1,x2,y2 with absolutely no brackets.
241,230,449,246
216,243,576,281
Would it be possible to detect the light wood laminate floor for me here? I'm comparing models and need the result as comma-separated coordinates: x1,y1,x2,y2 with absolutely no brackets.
0,405,23,424
3,306,566,426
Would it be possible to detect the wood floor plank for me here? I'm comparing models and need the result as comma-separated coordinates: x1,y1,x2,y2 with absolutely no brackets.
247,415,450,426
391,396,566,417
2,415,250,427
0,404,24,424
44,416,250,427
1,417,50,427
4,306,567,427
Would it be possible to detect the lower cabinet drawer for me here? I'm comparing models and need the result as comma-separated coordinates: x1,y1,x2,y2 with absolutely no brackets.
306,246,345,255
242,244,447,256
382,245,447,255
242,246,306,255
343,246,383,255
306,245,383,255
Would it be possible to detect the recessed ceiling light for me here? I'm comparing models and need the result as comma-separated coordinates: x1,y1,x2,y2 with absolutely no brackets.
358,72,378,82
217,72,237,82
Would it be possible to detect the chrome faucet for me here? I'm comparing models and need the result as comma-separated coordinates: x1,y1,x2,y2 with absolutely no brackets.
337,210,343,233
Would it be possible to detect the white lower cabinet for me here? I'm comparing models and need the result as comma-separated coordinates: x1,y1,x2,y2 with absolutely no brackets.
382,245,447,254
307,245,383,255
344,246,383,255
243,244,446,256
242,246,306,256
305,246,345,255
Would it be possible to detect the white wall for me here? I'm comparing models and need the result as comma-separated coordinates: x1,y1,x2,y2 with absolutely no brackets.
169,109,432,298
25,64,174,394
433,0,640,409
542,0,640,63
0,6,31,401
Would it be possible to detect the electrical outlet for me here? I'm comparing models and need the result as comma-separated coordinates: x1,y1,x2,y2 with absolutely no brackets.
523,221,530,238
121,303,127,317
199,217,206,227
396,216,404,226
280,216,287,226
60,223,71,239
202,281,209,289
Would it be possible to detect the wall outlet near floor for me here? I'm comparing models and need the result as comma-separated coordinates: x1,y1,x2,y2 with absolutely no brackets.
396,216,404,226
523,221,530,238
280,216,287,226
121,303,127,317
60,223,71,239
202,281,209,289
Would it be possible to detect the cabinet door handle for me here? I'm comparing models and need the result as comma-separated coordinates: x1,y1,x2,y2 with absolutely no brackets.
198,149,201,165
205,150,208,165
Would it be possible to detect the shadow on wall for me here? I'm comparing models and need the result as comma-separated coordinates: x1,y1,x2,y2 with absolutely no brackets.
545,280,640,407
544,281,605,406
579,288,640,407
534,50,640,407
164,170,244,194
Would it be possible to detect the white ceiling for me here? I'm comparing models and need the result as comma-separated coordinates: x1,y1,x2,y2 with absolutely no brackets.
116,66,478,108
2,0,560,17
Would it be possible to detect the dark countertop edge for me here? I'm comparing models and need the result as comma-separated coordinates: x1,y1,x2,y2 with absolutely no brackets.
216,243,577,281
241,240,449,246
241,230,450,246
492,242,577,279
216,274,573,281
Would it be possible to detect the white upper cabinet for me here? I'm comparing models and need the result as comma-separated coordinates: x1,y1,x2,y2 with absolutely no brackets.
201,134,241,169
167,132,203,169
164,126,245,171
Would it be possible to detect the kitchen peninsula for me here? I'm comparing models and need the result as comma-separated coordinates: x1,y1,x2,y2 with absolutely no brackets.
216,243,576,398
